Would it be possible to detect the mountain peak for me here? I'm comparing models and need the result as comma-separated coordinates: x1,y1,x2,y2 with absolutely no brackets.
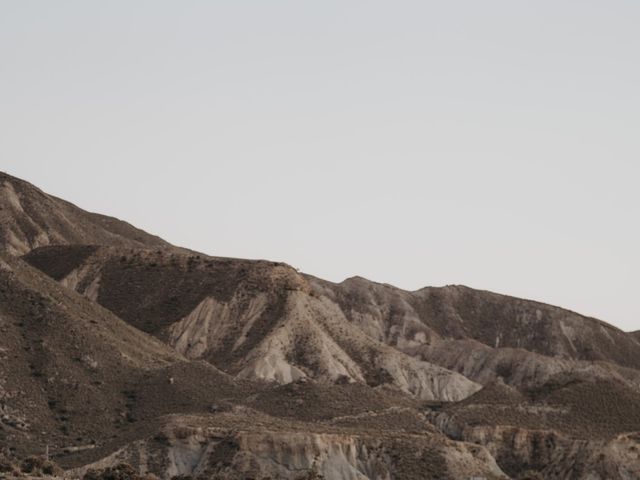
0,171,172,255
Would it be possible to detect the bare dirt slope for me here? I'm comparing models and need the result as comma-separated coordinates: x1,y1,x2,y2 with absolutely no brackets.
0,172,171,255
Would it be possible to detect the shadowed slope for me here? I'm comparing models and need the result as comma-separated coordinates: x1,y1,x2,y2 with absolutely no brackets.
0,252,174,458
0,253,250,467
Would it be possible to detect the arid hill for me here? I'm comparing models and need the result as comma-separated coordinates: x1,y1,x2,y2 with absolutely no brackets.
312,276,640,369
23,245,480,402
1,171,639,479
0,254,503,479
23,244,640,392
0,172,170,255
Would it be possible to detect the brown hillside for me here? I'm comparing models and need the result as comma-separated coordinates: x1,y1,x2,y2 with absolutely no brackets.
0,253,507,479
3,172,639,479
0,172,172,255
23,245,481,402
0,253,248,465
313,276,640,369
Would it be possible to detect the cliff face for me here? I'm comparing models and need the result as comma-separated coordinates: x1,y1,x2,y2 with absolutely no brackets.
427,378,640,479
431,421,640,480
70,412,507,480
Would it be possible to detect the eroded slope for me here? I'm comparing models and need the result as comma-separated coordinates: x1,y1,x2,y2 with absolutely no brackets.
0,172,171,256
23,246,481,402
312,276,640,369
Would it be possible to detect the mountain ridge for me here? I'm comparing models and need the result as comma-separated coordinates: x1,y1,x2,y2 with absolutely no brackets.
0,171,173,255
1,171,639,480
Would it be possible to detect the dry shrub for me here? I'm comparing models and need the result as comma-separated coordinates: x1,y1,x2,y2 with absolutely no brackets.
83,463,146,480
20,455,63,476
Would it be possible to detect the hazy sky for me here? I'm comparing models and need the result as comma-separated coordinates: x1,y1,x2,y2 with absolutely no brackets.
2,1,639,331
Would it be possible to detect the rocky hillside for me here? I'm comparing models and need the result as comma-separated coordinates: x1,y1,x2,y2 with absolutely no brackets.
23,244,640,393
0,251,239,461
0,253,509,479
68,409,506,480
312,276,640,369
0,172,171,255
23,245,480,402
1,251,510,478
2,171,640,479
429,379,640,479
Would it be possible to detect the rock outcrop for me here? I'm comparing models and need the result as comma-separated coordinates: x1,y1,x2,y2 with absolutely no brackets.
71,412,507,480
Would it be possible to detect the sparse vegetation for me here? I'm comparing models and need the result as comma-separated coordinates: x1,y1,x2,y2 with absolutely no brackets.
0,450,19,476
517,470,544,480
3,171,640,479
19,455,63,477
83,463,157,480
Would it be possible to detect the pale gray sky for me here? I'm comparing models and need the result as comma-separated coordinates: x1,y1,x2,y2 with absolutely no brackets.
2,1,639,331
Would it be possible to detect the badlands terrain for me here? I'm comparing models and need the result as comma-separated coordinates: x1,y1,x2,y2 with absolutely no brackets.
1,170,639,479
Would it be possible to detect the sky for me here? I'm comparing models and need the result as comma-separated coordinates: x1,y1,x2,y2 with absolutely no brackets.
1,1,639,331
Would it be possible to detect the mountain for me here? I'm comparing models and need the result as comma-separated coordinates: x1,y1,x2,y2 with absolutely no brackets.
1,171,640,479
0,249,505,479
22,244,640,393
0,254,503,479
0,249,252,458
0,172,171,255
22,245,480,402
314,276,640,369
